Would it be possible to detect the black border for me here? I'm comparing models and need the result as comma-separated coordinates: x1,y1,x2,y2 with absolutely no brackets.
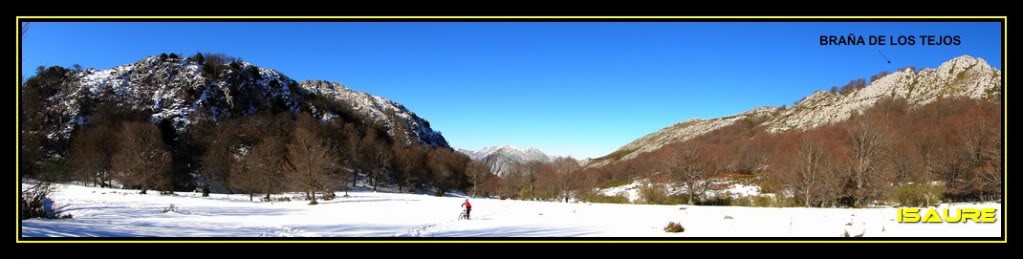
15,16,1007,243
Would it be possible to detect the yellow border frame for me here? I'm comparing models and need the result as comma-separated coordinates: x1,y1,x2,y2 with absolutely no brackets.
14,16,1007,244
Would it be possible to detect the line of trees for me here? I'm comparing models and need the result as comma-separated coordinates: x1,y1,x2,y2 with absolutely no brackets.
20,60,498,203
24,105,492,204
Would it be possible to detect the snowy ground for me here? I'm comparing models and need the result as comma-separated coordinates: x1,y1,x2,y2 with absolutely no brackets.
598,179,765,203
21,183,1001,238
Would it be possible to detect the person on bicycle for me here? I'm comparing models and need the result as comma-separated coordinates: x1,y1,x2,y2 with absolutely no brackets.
461,199,472,220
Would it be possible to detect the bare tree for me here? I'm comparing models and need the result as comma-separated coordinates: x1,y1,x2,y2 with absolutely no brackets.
197,121,240,196
111,122,172,194
533,162,561,201
394,144,427,193
659,141,713,205
522,160,547,199
498,162,526,199
465,160,491,197
359,130,392,191
427,148,456,196
845,121,890,207
784,137,842,207
68,125,116,187
960,116,1001,199
285,125,338,205
340,123,361,188
551,157,580,202
243,136,288,201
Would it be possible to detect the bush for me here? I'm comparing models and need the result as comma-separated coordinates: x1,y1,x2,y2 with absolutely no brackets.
731,195,779,207
892,183,944,207
664,222,685,233
189,52,205,64
753,195,778,207
839,78,867,95
201,53,238,80
161,204,178,213
20,181,71,219
870,71,891,83
638,184,688,205
600,178,633,189
321,192,336,201
262,196,291,202
581,192,630,204
247,66,261,80
638,184,667,204
696,196,733,206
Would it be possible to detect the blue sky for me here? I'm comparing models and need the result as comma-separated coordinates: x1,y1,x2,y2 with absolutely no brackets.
21,22,1002,159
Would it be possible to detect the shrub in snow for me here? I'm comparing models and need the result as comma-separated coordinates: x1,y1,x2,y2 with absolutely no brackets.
321,192,336,201
161,204,178,213
580,193,630,204
20,182,72,219
664,222,685,233
639,184,688,205
892,183,944,207
731,195,778,207
639,184,667,204
696,196,733,206
262,196,291,202
842,229,864,237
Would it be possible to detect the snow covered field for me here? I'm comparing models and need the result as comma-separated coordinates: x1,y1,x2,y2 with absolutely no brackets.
21,183,1001,238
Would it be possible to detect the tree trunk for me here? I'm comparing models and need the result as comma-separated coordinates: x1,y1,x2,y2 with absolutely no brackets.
805,191,812,207
688,187,695,205
308,191,318,205
202,186,210,197
351,171,358,187
265,193,271,201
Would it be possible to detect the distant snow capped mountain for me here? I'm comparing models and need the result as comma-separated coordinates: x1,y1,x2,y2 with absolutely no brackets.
588,55,1002,167
28,54,449,148
459,145,551,176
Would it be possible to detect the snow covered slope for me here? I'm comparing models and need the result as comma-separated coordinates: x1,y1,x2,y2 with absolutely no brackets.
588,55,1002,167
299,80,447,147
21,183,1001,237
458,146,551,176
30,55,448,148
588,107,780,167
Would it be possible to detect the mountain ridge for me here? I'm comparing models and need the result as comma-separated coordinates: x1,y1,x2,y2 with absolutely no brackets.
458,145,552,176
587,55,1002,167
26,54,449,149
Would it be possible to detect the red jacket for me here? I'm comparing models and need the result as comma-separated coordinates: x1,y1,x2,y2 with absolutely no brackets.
462,200,472,209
